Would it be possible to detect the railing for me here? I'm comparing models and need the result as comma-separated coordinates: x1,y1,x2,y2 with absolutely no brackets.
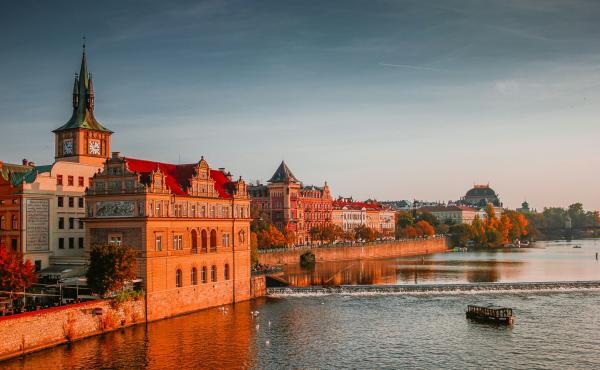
258,235,446,254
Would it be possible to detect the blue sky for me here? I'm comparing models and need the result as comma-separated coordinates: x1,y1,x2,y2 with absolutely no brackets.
1,0,599,210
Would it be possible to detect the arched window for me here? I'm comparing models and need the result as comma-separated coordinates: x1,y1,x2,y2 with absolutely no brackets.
224,264,230,280
201,266,207,284
201,230,208,253
191,230,198,253
12,215,17,230
210,230,217,252
176,269,182,288
210,265,217,282
191,267,197,285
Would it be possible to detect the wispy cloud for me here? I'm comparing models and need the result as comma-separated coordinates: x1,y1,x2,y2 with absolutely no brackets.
379,63,450,72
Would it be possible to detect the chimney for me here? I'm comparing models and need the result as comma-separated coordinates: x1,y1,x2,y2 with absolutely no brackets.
226,171,233,181
22,159,29,166
218,167,226,173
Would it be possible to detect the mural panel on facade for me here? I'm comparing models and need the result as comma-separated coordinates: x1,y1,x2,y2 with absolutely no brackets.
26,199,49,251
96,201,135,218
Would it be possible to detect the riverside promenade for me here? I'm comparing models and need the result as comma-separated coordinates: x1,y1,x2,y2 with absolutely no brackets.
258,237,448,266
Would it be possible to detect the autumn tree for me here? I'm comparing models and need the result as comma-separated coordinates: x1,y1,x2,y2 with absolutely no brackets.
354,225,376,242
0,246,36,292
86,244,137,297
414,220,435,237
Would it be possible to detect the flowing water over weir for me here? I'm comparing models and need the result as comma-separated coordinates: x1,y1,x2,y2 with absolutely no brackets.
268,280,600,296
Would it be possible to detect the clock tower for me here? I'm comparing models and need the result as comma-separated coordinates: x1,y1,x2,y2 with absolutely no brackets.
53,45,112,165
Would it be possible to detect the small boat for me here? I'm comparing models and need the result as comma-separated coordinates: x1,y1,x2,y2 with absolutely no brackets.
573,245,582,249
466,305,514,325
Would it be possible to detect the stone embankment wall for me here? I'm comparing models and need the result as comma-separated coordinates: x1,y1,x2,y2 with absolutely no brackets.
0,299,144,362
258,238,448,266
250,275,267,298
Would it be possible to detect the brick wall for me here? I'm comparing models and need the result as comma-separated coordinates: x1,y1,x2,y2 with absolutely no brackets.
250,275,266,298
258,238,449,266
0,299,145,362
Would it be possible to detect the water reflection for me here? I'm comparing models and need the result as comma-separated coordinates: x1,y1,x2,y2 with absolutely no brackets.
4,301,259,370
282,239,600,286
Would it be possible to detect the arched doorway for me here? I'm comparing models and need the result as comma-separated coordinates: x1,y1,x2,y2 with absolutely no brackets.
191,230,198,253
201,230,208,253
210,229,217,252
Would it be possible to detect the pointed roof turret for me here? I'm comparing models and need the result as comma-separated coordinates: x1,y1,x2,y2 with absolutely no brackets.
54,44,112,133
268,161,299,183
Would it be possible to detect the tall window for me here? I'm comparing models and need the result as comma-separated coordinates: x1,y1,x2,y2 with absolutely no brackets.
222,233,230,248
58,217,64,229
12,215,17,230
68,176,74,186
78,197,84,208
201,266,207,283
78,176,84,187
191,267,198,285
68,237,74,249
58,238,64,249
224,264,230,280
89,177,94,187
155,203,161,217
155,235,162,251
176,269,182,288
173,235,183,250
78,237,84,249
69,217,74,229
79,220,84,229
56,175,63,186
68,197,74,207
191,205,196,218
0,216,4,230
210,265,217,282
57,197,64,207
210,229,217,252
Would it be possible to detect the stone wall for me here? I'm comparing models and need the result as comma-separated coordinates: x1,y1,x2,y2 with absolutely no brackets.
258,238,448,266
250,275,267,298
0,299,144,362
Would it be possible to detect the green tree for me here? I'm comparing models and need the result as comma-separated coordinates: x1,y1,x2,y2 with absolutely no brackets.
86,244,137,297
449,224,473,247
416,212,439,227
250,232,259,267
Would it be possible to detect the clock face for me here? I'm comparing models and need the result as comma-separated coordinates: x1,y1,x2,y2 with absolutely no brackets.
88,140,101,155
63,139,74,155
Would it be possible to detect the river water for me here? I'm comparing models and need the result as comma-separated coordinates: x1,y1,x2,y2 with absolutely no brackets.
4,239,600,369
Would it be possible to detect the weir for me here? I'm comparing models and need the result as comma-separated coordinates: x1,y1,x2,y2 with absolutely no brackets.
267,280,600,296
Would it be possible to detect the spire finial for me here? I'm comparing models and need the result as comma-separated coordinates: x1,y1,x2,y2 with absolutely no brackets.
82,35,86,52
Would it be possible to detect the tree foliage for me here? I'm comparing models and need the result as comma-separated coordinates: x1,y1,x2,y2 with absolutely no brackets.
0,246,36,292
86,244,137,296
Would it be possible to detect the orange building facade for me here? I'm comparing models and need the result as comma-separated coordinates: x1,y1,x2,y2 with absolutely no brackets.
248,161,332,245
332,198,395,238
85,154,252,320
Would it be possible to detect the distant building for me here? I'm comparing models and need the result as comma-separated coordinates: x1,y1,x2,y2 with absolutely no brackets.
418,205,479,225
517,201,535,214
460,184,502,207
332,198,395,237
248,161,332,244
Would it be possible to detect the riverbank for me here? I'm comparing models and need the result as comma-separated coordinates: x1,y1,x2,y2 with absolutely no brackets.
0,275,267,362
258,237,448,266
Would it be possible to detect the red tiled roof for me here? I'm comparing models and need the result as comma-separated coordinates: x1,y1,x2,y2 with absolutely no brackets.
124,157,233,198
333,200,381,210
419,205,477,212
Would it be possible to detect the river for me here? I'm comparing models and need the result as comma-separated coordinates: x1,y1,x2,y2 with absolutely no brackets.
3,239,600,369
